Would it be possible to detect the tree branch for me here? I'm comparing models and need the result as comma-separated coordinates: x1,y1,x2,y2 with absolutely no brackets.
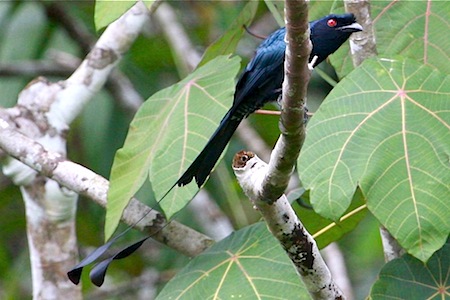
233,152,344,299
344,0,378,65
231,2,347,298
0,61,73,77
379,226,405,262
322,243,355,300
259,0,311,202
0,109,213,256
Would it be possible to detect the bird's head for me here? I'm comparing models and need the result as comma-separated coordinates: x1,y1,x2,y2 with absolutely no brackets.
310,13,363,67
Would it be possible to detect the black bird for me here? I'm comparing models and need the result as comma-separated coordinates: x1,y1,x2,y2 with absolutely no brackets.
177,13,362,188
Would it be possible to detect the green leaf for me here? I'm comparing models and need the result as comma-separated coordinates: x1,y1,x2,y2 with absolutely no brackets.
298,57,450,261
331,1,450,77
293,189,367,249
198,1,258,67
105,55,241,240
94,1,154,31
370,241,449,299
156,223,310,300
94,1,135,31
374,1,450,74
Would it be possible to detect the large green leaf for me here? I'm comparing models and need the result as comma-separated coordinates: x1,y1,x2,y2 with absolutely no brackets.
331,1,450,77
156,222,310,300
298,57,450,261
198,1,258,67
370,241,449,299
94,0,155,31
264,0,347,26
105,55,240,240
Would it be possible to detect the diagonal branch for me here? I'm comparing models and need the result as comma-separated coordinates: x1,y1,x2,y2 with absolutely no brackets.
153,2,201,75
0,109,213,257
233,152,344,299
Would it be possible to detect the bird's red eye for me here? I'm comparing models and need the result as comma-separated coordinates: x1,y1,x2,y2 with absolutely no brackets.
327,18,337,27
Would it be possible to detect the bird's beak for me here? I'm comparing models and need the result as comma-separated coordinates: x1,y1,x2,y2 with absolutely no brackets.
339,22,363,33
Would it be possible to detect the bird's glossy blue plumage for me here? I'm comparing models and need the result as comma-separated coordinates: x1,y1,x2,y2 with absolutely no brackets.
178,13,362,187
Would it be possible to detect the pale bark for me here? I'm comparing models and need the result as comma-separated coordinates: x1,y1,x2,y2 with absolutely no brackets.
380,226,405,262
344,0,378,66
0,109,213,257
0,2,149,298
322,243,355,300
233,152,344,299
153,2,201,75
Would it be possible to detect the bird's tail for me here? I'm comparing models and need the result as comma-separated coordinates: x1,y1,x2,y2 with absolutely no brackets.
177,111,242,187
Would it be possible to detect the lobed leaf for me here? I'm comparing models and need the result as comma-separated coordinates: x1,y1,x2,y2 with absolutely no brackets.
331,1,450,77
156,223,310,300
370,241,449,299
298,57,450,261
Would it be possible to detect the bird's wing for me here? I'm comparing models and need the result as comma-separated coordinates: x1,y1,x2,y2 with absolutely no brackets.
233,41,286,109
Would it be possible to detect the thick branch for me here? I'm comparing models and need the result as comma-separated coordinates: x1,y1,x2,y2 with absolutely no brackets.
233,152,344,299
0,110,213,256
260,0,311,202
230,3,348,298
